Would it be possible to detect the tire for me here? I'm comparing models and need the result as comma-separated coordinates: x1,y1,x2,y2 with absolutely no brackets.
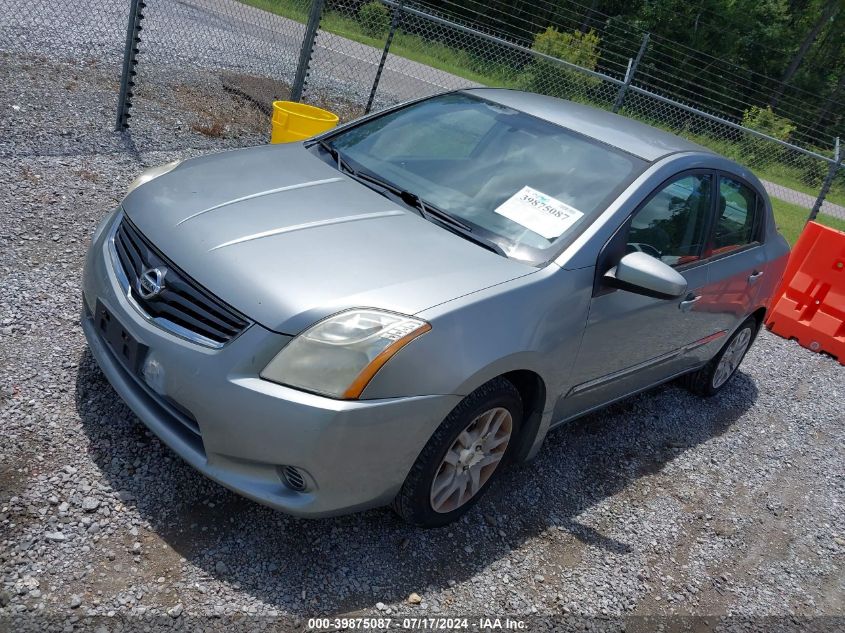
392,377,523,528
682,316,759,397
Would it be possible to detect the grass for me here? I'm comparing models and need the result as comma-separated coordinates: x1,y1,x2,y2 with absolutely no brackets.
771,198,845,245
755,163,845,208
242,0,308,22
626,123,845,209
241,0,520,86
241,0,844,210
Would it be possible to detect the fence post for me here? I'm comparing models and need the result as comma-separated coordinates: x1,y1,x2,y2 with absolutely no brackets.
612,32,649,114
291,0,325,103
115,0,146,131
365,0,404,114
808,137,842,223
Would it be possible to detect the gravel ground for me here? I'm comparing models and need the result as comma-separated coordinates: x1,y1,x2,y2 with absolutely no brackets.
1,29,844,633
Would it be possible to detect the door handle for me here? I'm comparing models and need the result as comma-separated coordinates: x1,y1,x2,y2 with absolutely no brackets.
679,294,701,312
748,270,764,284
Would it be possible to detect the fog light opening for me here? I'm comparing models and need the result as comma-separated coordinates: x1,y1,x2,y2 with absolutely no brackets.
282,465,307,492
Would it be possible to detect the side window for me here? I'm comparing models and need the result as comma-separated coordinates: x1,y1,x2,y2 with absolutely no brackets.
627,174,712,267
711,177,761,255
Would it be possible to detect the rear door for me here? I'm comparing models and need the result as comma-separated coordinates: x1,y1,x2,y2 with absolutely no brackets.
689,173,768,359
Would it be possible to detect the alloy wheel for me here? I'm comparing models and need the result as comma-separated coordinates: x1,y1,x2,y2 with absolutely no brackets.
712,327,752,389
429,407,513,514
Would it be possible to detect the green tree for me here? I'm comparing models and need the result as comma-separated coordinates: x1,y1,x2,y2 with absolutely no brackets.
518,28,602,100
357,1,390,39
420,0,843,141
740,106,797,166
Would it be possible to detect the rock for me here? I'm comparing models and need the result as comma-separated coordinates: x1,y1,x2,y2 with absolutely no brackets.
20,578,38,591
534,574,545,583
375,602,386,611
81,496,100,512
69,595,82,609
45,531,66,542
713,521,737,538
167,603,183,618
0,592,10,607
215,561,228,574
407,592,422,605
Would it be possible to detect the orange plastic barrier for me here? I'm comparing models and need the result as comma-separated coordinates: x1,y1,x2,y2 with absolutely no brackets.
766,221,845,365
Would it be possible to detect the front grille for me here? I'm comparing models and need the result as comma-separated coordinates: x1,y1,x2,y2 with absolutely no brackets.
111,216,248,347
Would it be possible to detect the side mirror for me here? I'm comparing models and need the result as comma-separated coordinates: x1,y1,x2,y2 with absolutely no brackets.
604,252,688,299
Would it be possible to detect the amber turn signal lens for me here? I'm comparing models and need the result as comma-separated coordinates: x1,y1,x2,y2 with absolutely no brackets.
342,323,432,399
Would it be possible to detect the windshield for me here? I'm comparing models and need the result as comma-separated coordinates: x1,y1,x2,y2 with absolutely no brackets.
326,92,647,263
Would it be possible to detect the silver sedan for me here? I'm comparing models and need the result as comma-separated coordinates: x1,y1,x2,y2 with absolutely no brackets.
82,89,789,527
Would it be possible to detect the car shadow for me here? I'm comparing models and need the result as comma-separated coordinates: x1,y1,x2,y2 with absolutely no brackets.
75,348,757,615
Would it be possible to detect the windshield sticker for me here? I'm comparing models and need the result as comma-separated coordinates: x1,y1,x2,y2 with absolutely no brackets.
494,186,584,239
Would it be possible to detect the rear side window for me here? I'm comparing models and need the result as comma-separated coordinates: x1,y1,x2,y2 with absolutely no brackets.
711,177,762,255
627,174,713,267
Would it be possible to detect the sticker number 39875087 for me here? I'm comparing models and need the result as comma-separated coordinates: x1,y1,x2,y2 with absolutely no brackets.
494,185,584,240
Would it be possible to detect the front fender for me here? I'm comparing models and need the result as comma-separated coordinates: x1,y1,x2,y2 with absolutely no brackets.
360,266,595,460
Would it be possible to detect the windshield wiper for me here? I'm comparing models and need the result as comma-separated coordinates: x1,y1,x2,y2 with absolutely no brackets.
317,140,398,195
314,140,506,257
317,139,348,172
399,191,471,231
399,191,507,257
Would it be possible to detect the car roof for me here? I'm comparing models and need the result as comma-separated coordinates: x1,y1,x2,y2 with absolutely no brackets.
462,88,713,162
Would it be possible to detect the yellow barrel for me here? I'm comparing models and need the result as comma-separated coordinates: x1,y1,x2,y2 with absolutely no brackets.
270,101,339,143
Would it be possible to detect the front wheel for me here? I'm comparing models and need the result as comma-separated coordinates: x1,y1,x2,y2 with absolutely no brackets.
682,317,758,397
392,377,522,528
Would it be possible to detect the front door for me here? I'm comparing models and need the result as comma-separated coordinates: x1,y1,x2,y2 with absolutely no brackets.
555,172,725,422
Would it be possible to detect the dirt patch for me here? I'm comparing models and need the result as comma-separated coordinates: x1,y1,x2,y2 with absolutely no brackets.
221,71,289,117
0,463,27,506
221,70,367,124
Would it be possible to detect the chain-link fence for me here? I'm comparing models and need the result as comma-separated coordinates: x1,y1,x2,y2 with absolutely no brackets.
406,0,844,153
0,0,130,157
1,0,842,219
294,0,845,218
119,0,315,151
0,0,301,157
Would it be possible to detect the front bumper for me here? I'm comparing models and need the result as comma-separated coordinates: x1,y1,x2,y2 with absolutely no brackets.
81,211,461,517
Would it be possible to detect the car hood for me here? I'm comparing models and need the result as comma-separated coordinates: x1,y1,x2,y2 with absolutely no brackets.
122,143,536,334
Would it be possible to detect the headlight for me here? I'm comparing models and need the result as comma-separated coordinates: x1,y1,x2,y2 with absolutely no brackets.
126,160,181,194
260,309,431,399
